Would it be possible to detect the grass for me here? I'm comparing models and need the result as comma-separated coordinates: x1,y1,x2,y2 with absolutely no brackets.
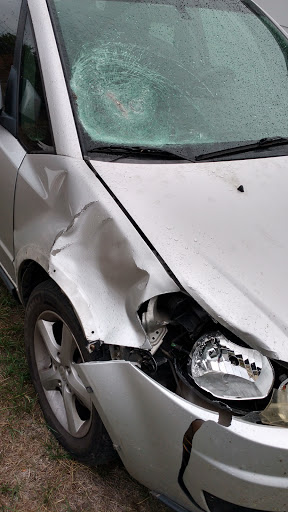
44,438,72,461
0,483,20,512
0,289,35,421
0,281,170,512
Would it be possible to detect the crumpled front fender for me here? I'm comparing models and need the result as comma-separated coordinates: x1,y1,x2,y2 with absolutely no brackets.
14,154,178,346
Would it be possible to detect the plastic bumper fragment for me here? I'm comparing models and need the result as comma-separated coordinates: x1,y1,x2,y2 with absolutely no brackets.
260,388,288,427
204,492,273,512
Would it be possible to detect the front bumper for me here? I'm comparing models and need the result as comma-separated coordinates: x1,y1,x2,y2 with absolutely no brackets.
76,361,288,512
204,493,273,512
186,418,288,511
154,492,272,512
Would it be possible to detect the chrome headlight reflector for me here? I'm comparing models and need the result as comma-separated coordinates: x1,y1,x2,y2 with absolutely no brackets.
188,332,274,400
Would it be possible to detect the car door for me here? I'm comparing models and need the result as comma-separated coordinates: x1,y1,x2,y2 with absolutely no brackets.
0,0,55,284
0,0,25,282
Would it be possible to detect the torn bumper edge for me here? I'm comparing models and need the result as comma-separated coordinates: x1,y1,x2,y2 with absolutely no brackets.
75,360,288,512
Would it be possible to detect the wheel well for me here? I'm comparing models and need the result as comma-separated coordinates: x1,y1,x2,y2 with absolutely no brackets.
19,260,50,305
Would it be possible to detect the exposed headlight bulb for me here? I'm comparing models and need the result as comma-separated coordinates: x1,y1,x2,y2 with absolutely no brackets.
188,332,274,400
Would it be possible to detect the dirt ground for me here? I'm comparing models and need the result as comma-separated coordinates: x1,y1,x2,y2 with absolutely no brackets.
0,282,170,512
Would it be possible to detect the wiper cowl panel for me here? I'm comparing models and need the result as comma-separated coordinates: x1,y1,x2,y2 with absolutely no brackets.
88,145,195,162
195,137,288,161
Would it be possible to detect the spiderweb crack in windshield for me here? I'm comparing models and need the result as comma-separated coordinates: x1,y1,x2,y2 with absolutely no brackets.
70,42,203,146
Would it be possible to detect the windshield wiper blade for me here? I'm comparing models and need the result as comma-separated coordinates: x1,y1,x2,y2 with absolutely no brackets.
195,137,288,161
88,145,195,162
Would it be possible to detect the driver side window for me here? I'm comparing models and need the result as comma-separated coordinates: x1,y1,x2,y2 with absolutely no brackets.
0,0,21,108
18,13,54,153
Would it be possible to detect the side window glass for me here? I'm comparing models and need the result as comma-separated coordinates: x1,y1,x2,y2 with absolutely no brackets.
0,0,21,107
18,14,54,152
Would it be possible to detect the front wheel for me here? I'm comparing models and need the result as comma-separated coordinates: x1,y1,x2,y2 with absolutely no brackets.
25,280,115,464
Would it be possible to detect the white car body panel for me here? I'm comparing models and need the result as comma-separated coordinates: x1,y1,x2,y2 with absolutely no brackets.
76,360,218,512
91,158,288,361
76,360,288,512
1,0,288,511
0,126,25,279
14,154,178,345
28,0,82,158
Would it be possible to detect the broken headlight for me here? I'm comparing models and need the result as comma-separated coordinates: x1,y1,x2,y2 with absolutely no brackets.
188,332,274,400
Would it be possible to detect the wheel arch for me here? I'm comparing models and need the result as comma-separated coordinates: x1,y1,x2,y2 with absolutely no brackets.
24,278,115,463
18,260,89,343
18,259,51,305
17,255,104,343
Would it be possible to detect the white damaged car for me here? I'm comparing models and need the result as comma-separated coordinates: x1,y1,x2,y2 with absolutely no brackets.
1,0,288,511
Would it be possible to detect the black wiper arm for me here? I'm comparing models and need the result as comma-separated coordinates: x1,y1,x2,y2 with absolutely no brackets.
89,145,147,154
88,145,195,162
195,137,288,161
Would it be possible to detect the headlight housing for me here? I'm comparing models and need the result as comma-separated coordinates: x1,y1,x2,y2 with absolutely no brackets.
188,332,274,400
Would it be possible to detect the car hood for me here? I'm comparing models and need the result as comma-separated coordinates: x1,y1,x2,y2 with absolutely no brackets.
90,156,288,361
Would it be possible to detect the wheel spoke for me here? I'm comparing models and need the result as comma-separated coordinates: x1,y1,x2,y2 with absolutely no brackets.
62,386,83,436
60,324,74,366
37,320,60,364
67,368,92,410
34,309,92,438
39,366,61,391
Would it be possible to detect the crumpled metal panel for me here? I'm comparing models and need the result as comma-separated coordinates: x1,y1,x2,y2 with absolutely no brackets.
90,157,288,361
14,154,178,346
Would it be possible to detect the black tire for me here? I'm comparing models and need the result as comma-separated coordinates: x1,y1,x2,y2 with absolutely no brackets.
24,279,115,465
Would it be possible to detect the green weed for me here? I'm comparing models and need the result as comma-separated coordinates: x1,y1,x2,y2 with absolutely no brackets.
0,483,20,512
0,283,35,416
44,438,72,461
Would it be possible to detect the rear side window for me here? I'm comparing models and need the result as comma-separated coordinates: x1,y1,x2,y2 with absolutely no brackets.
0,0,21,106
18,13,54,152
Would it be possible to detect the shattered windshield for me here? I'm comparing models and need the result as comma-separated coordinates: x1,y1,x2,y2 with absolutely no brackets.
49,0,288,159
